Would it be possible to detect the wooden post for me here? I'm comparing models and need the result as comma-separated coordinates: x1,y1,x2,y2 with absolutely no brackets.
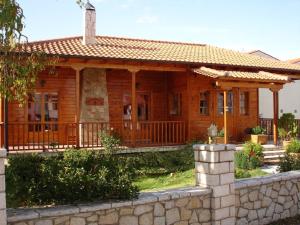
223,90,228,144
74,67,83,149
129,69,139,147
272,89,279,145
0,98,3,148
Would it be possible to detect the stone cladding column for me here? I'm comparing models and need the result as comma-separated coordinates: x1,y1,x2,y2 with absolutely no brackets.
0,149,7,225
194,144,236,225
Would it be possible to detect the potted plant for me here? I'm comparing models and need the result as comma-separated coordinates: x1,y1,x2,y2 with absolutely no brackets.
215,129,225,144
286,139,300,157
251,126,268,145
278,113,299,148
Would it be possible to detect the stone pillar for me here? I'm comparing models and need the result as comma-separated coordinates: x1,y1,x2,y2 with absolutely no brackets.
193,144,236,225
0,149,6,225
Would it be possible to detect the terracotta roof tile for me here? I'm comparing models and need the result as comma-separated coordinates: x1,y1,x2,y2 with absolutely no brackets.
193,67,290,82
24,36,300,73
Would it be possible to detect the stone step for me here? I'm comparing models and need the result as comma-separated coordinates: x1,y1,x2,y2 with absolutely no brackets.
264,154,284,159
263,150,285,156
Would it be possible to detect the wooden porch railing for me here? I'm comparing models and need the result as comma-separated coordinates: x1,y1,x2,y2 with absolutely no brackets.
2,121,186,152
260,118,300,138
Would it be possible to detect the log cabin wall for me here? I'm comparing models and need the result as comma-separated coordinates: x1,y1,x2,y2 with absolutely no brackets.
106,69,169,123
7,67,76,145
188,74,258,142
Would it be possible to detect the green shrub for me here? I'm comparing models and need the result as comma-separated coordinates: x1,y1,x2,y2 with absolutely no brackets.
126,143,196,176
6,135,139,207
286,139,300,153
279,153,300,172
234,142,263,170
235,168,251,179
278,113,298,141
251,126,265,135
217,129,224,137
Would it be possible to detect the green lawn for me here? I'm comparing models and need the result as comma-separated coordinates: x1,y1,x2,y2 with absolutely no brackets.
134,169,195,192
134,168,269,192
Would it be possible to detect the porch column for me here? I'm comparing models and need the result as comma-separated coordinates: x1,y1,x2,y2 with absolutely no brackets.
73,67,83,148
270,88,279,145
223,89,228,144
129,69,139,147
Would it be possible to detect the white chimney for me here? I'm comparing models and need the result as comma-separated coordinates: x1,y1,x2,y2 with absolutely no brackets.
83,1,96,45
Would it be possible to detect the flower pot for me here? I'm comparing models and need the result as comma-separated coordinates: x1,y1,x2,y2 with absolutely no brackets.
215,137,224,144
283,140,292,149
251,134,268,145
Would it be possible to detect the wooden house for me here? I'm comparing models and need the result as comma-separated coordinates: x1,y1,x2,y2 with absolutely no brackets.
1,3,300,152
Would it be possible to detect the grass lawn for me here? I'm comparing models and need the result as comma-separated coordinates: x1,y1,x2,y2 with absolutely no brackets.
134,168,269,192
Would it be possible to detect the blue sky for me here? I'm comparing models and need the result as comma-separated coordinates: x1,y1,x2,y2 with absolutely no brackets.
19,0,300,60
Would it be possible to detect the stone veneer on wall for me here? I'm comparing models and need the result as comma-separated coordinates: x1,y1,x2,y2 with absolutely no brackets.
235,171,300,225
7,188,211,225
80,68,109,145
0,149,7,225
80,68,109,123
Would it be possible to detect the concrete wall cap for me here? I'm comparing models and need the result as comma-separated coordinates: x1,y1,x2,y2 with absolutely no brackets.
7,209,39,222
0,149,7,158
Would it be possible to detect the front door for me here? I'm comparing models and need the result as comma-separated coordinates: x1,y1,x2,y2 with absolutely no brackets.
215,91,235,140
27,92,59,145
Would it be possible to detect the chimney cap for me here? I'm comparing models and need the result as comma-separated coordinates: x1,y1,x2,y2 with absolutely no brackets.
85,0,95,10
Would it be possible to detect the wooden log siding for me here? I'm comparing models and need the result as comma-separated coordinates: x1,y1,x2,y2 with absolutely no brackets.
6,68,261,151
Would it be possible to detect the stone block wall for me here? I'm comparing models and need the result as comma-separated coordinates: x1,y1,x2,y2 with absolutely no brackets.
194,144,236,225
0,149,7,225
235,171,300,225
7,188,211,225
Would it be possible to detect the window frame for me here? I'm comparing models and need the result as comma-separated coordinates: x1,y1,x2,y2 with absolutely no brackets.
239,91,249,116
217,91,234,115
169,92,182,116
199,91,210,116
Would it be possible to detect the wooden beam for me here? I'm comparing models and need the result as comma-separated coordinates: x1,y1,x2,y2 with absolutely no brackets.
216,80,284,89
74,67,83,148
271,90,279,145
57,62,186,72
223,90,228,144
130,69,139,147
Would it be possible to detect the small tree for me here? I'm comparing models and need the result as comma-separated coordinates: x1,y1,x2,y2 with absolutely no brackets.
0,0,54,103
278,113,298,141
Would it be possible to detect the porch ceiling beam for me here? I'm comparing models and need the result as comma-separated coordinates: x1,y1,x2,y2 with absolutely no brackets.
56,62,187,72
215,80,284,89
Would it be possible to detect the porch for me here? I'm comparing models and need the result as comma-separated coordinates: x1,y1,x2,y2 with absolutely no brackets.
4,121,186,152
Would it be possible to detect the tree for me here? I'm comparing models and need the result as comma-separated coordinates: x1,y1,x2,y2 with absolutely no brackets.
0,0,55,103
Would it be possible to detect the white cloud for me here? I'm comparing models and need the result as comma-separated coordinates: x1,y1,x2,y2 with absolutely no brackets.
136,15,159,24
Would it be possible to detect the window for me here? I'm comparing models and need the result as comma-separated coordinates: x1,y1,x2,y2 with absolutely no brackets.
240,91,249,115
217,91,233,115
169,93,182,116
123,93,150,121
137,94,150,121
200,91,210,115
28,92,59,132
123,94,132,120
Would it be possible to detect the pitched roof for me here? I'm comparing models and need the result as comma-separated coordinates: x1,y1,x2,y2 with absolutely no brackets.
247,50,279,61
193,67,290,83
287,58,300,64
24,35,300,73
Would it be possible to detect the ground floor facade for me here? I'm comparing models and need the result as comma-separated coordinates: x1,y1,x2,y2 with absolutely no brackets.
2,65,260,152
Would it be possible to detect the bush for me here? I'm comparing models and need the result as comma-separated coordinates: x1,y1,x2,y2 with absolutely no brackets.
235,142,263,170
235,168,251,179
278,113,298,141
126,143,196,176
251,126,265,135
286,139,300,153
279,153,300,172
6,135,139,207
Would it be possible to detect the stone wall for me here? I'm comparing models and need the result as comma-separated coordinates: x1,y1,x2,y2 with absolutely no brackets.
7,188,211,225
80,68,109,145
0,149,7,225
235,171,300,225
